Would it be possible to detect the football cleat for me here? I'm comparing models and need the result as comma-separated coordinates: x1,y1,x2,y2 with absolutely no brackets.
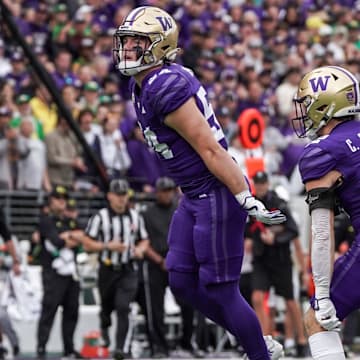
242,335,284,359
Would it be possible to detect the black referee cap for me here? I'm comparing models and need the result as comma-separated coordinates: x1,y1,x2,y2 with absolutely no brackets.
253,171,269,184
109,179,129,195
155,177,176,191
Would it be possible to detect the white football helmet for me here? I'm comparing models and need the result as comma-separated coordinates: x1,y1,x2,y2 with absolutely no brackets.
113,6,179,76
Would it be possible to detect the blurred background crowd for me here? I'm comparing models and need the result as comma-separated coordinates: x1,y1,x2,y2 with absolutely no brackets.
0,0,358,196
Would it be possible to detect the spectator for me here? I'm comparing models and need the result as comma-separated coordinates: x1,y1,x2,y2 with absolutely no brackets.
275,68,302,120
0,106,19,190
79,81,100,113
97,116,131,181
36,186,83,359
82,179,149,360
17,118,50,191
75,108,101,192
5,51,31,94
51,48,78,90
61,84,82,120
45,116,86,189
29,83,58,135
11,93,44,140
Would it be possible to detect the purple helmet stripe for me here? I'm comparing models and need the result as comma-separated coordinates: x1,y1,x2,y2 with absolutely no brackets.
328,66,359,106
126,7,147,26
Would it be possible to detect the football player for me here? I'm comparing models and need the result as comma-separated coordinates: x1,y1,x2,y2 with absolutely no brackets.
113,6,286,359
292,65,360,360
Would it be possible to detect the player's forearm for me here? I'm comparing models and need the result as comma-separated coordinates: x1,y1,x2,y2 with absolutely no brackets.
6,240,19,264
201,146,248,194
311,208,335,299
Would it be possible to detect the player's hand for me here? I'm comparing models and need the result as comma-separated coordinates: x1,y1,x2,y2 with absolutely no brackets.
314,298,341,331
236,190,287,225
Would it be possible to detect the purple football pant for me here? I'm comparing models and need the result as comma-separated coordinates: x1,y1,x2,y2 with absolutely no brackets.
166,186,270,360
331,235,360,320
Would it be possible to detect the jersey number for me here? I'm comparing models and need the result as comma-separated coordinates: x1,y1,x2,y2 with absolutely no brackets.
143,86,224,159
143,127,174,159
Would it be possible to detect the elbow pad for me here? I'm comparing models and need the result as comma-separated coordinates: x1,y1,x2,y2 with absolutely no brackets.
306,187,340,215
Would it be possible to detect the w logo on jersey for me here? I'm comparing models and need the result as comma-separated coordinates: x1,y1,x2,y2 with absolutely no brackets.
309,76,331,92
156,16,173,31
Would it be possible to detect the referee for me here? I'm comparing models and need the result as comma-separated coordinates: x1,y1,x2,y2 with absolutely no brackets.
82,179,149,360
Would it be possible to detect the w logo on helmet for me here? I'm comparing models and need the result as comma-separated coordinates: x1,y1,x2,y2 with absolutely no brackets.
156,16,173,31
309,76,331,92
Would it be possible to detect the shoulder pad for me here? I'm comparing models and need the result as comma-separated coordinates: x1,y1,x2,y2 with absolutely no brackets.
299,145,336,183
145,67,197,117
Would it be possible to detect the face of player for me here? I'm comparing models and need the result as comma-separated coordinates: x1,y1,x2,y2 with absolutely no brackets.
121,35,150,62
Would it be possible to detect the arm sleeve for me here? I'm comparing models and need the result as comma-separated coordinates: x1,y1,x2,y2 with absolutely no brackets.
311,208,334,299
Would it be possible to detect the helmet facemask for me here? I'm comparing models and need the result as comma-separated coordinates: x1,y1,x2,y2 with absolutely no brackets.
112,6,180,76
292,66,360,140
292,95,330,140
113,32,162,76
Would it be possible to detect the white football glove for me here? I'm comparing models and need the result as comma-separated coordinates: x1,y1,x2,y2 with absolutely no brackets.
236,190,287,225
313,297,342,331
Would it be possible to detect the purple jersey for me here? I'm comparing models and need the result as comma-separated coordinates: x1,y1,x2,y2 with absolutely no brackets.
131,64,227,198
300,120,360,320
299,120,360,234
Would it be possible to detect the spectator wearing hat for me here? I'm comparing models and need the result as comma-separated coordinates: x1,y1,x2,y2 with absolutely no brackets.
198,59,218,94
0,106,19,189
11,93,44,140
50,3,70,44
137,176,178,357
25,2,50,49
16,117,50,191
72,37,96,72
79,80,100,113
246,171,308,357
82,179,149,360
216,106,237,144
36,185,83,359
45,115,86,189
5,51,31,94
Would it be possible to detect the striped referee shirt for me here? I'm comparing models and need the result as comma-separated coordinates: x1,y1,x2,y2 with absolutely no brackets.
85,206,148,265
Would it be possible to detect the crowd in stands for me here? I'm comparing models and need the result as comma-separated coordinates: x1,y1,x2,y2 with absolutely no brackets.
0,0,358,196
